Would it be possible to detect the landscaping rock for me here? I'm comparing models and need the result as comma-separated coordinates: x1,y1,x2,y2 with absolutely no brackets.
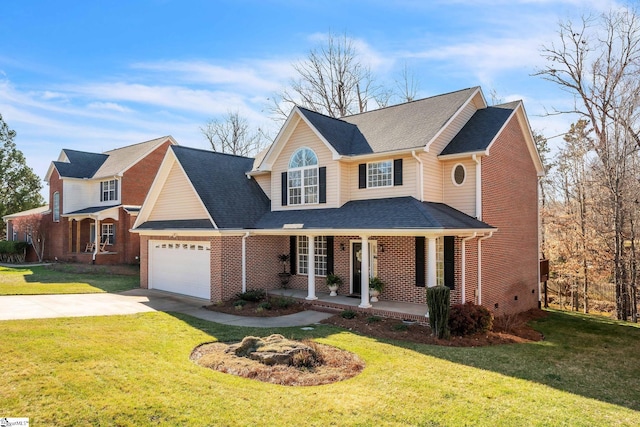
227,334,316,366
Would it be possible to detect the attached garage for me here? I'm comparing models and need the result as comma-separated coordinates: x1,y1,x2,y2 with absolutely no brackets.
148,240,211,299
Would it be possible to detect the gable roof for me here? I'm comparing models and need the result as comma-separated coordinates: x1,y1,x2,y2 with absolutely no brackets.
46,136,175,182
297,107,372,155
254,196,494,232
440,101,518,156
170,145,270,229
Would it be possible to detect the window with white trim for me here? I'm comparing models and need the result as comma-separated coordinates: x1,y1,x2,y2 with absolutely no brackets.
288,148,318,205
367,160,393,188
436,237,444,286
101,179,118,202
452,164,466,186
101,223,115,245
53,192,60,222
297,236,328,276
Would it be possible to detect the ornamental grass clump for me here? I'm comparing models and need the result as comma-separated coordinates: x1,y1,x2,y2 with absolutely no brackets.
426,285,451,339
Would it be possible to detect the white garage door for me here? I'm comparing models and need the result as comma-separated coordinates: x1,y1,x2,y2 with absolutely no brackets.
149,240,211,299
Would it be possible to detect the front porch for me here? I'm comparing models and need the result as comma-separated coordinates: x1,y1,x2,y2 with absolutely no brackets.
269,288,429,324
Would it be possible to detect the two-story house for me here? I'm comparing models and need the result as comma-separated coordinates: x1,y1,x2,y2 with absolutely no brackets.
44,136,176,264
132,87,543,315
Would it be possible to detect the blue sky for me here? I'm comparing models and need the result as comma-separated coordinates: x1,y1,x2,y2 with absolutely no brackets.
0,0,622,193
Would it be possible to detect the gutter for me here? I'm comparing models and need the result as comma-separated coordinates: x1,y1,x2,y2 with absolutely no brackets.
477,232,494,305
412,150,424,202
242,232,250,293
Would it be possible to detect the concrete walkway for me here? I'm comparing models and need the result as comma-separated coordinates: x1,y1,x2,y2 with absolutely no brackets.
0,288,333,327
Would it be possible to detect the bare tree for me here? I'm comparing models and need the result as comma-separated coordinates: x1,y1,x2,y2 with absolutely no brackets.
12,213,48,262
537,8,640,319
272,32,377,120
395,63,420,103
200,111,266,157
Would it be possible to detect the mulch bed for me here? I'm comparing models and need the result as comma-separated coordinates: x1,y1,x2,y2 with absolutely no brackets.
205,297,309,317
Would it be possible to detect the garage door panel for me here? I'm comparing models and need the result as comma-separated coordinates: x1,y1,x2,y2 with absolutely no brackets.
149,241,211,299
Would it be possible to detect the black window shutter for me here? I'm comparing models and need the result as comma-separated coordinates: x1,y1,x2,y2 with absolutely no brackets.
415,236,425,287
100,182,104,202
394,159,403,186
114,180,118,200
319,167,327,204
444,236,455,290
326,236,334,274
358,163,366,189
289,236,296,275
281,172,288,206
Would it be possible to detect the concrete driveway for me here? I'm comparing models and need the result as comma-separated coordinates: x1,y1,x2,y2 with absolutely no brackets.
0,288,333,327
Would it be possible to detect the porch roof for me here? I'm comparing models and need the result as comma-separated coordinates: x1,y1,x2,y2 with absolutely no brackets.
253,197,494,232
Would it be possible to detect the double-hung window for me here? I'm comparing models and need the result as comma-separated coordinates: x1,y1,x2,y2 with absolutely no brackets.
288,148,318,205
101,223,115,245
367,160,393,188
297,236,327,276
100,179,118,202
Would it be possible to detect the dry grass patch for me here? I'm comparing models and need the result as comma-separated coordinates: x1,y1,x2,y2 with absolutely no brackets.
191,338,364,386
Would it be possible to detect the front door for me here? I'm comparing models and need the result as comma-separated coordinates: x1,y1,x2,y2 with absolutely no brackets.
351,241,378,295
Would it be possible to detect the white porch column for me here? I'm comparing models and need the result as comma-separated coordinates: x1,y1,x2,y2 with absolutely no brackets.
427,237,437,288
92,219,100,262
305,235,317,300
359,235,372,308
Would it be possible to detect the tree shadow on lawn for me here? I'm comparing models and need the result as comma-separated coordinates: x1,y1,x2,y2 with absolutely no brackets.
21,265,139,292
391,309,640,412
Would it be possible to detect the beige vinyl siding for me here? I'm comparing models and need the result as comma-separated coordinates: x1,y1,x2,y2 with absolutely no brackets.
253,173,271,200
271,120,338,210
348,154,417,201
339,161,350,206
429,100,478,154
422,151,443,202
148,162,209,221
442,159,476,217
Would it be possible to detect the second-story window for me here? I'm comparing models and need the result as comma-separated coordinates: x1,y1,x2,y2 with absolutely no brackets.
100,179,118,202
367,160,393,188
288,148,318,205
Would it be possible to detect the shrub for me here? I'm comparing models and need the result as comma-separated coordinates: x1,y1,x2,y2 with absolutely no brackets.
448,302,493,336
426,286,451,339
0,240,29,263
366,316,382,323
272,296,296,309
392,323,408,331
233,300,247,307
257,301,272,311
340,309,357,319
236,289,266,302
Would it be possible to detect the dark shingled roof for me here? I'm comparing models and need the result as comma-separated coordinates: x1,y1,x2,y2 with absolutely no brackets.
171,145,271,229
54,149,108,178
65,205,120,215
254,197,494,231
440,102,518,156
136,219,215,230
297,107,372,155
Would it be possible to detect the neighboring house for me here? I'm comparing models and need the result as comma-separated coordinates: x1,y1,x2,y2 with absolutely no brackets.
4,205,51,242
43,136,177,264
132,87,544,315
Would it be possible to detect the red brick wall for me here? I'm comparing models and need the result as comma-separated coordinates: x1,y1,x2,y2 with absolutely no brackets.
481,114,539,315
46,169,65,261
121,139,173,205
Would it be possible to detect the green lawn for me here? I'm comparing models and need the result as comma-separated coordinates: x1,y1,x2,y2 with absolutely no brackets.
1,309,639,426
0,265,139,294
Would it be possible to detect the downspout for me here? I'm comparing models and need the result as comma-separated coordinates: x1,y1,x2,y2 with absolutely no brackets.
242,232,250,293
412,150,424,202
92,217,99,263
477,232,493,305
473,154,482,220
461,233,477,304
537,176,543,307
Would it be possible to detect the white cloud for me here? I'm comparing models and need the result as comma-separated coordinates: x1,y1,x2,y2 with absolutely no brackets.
87,102,132,113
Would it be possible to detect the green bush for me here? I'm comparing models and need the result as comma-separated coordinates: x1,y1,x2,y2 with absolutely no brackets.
426,286,451,339
257,301,272,310
236,289,266,302
449,302,493,336
341,309,357,319
272,296,296,309
366,316,382,323
233,300,247,307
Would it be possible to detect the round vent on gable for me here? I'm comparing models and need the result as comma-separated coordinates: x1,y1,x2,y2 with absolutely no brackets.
452,164,466,186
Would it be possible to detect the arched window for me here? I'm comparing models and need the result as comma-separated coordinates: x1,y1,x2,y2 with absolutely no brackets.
288,148,318,205
53,192,60,222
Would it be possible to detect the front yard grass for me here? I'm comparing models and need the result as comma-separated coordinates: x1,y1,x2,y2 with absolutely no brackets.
1,309,639,426
0,265,139,295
